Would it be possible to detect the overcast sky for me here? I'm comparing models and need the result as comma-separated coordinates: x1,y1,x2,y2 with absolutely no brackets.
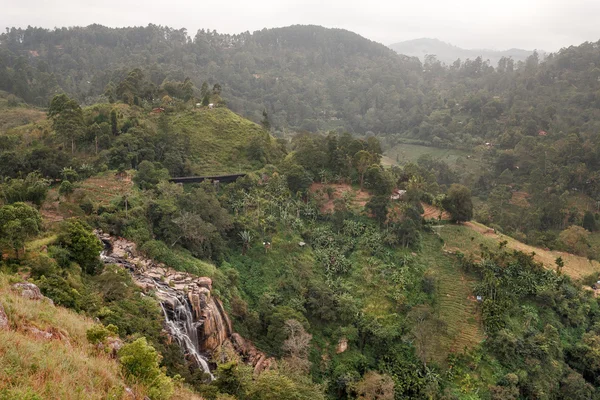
3,0,599,51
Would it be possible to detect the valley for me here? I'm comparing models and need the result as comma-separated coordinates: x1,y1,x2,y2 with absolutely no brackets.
0,23,599,400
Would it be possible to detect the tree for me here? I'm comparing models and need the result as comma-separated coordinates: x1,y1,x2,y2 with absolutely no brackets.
247,370,325,400
558,225,590,256
354,150,373,190
442,184,473,223
364,165,394,196
1,172,49,206
352,372,395,400
262,109,271,131
200,81,209,99
0,202,42,258
57,220,103,274
582,211,597,232
365,195,390,226
285,164,313,195
555,256,564,275
281,319,312,373
48,93,84,153
58,180,75,200
110,109,118,135
238,230,253,255
181,77,194,101
133,160,170,190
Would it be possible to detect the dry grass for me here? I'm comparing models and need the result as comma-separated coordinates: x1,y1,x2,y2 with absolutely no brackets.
40,172,133,225
76,173,133,206
0,274,201,400
440,222,600,280
0,274,128,399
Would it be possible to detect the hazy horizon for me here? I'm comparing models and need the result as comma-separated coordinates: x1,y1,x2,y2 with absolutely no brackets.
3,0,600,52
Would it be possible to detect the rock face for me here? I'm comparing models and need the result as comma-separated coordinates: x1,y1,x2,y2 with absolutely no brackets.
97,231,268,377
12,282,43,300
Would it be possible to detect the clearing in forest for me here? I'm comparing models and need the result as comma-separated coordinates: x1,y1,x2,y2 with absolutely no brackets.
383,143,480,170
421,202,451,220
40,172,133,224
309,183,371,213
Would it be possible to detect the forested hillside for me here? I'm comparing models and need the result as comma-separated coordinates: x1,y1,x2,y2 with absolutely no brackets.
1,23,600,400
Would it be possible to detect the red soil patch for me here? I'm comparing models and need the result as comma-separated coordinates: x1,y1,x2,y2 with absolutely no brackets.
421,203,451,220
310,183,371,213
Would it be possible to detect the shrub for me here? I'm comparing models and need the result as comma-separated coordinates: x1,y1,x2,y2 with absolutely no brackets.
86,324,118,344
58,181,75,198
118,337,174,400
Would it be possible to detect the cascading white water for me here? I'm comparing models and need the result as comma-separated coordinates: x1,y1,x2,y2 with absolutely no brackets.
157,289,214,380
99,239,214,380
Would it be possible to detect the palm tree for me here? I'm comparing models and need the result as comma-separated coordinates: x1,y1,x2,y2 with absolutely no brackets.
238,230,253,255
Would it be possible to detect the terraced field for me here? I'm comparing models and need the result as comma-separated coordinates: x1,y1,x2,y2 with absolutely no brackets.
418,235,484,364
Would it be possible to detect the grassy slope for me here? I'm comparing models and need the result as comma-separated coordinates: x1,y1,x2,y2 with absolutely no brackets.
168,107,269,175
0,98,270,177
439,222,600,279
0,273,200,400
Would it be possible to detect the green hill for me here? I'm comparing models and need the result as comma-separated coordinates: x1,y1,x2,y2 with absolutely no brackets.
0,94,282,179
167,107,277,175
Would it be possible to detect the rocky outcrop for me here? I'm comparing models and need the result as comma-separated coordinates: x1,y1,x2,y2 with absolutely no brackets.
11,282,54,305
96,336,124,358
25,325,70,343
228,333,276,375
97,231,269,376
336,337,348,354
0,302,8,330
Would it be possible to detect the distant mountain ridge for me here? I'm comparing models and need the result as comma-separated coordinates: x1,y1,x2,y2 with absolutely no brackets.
389,38,537,66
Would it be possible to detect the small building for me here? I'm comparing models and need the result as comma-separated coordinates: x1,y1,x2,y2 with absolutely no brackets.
476,296,483,302
538,130,548,136
208,103,214,109
391,189,407,201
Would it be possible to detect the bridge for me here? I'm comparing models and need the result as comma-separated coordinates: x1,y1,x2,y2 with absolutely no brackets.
169,173,247,184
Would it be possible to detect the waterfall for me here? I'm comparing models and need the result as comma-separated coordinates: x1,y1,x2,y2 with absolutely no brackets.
98,236,214,380
157,289,214,380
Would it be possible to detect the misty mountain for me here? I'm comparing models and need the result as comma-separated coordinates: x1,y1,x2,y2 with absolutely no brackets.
389,38,535,66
